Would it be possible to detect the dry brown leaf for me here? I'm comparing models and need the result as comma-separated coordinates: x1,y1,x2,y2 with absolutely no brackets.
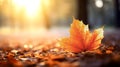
59,18,104,53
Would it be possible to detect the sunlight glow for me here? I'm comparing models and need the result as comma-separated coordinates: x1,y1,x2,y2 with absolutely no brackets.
12,0,42,17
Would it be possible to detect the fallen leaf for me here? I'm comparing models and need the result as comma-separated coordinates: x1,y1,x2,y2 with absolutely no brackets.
106,50,112,54
7,55,23,67
59,18,104,53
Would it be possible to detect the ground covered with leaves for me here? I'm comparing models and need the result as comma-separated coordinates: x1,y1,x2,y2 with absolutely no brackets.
0,31,120,67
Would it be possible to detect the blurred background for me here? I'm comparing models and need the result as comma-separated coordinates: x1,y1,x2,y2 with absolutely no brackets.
0,0,120,49
0,0,120,33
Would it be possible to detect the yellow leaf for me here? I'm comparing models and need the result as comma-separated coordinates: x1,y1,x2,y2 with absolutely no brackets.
59,18,104,53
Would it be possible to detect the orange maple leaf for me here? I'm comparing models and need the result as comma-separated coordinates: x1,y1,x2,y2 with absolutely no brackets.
59,18,104,53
